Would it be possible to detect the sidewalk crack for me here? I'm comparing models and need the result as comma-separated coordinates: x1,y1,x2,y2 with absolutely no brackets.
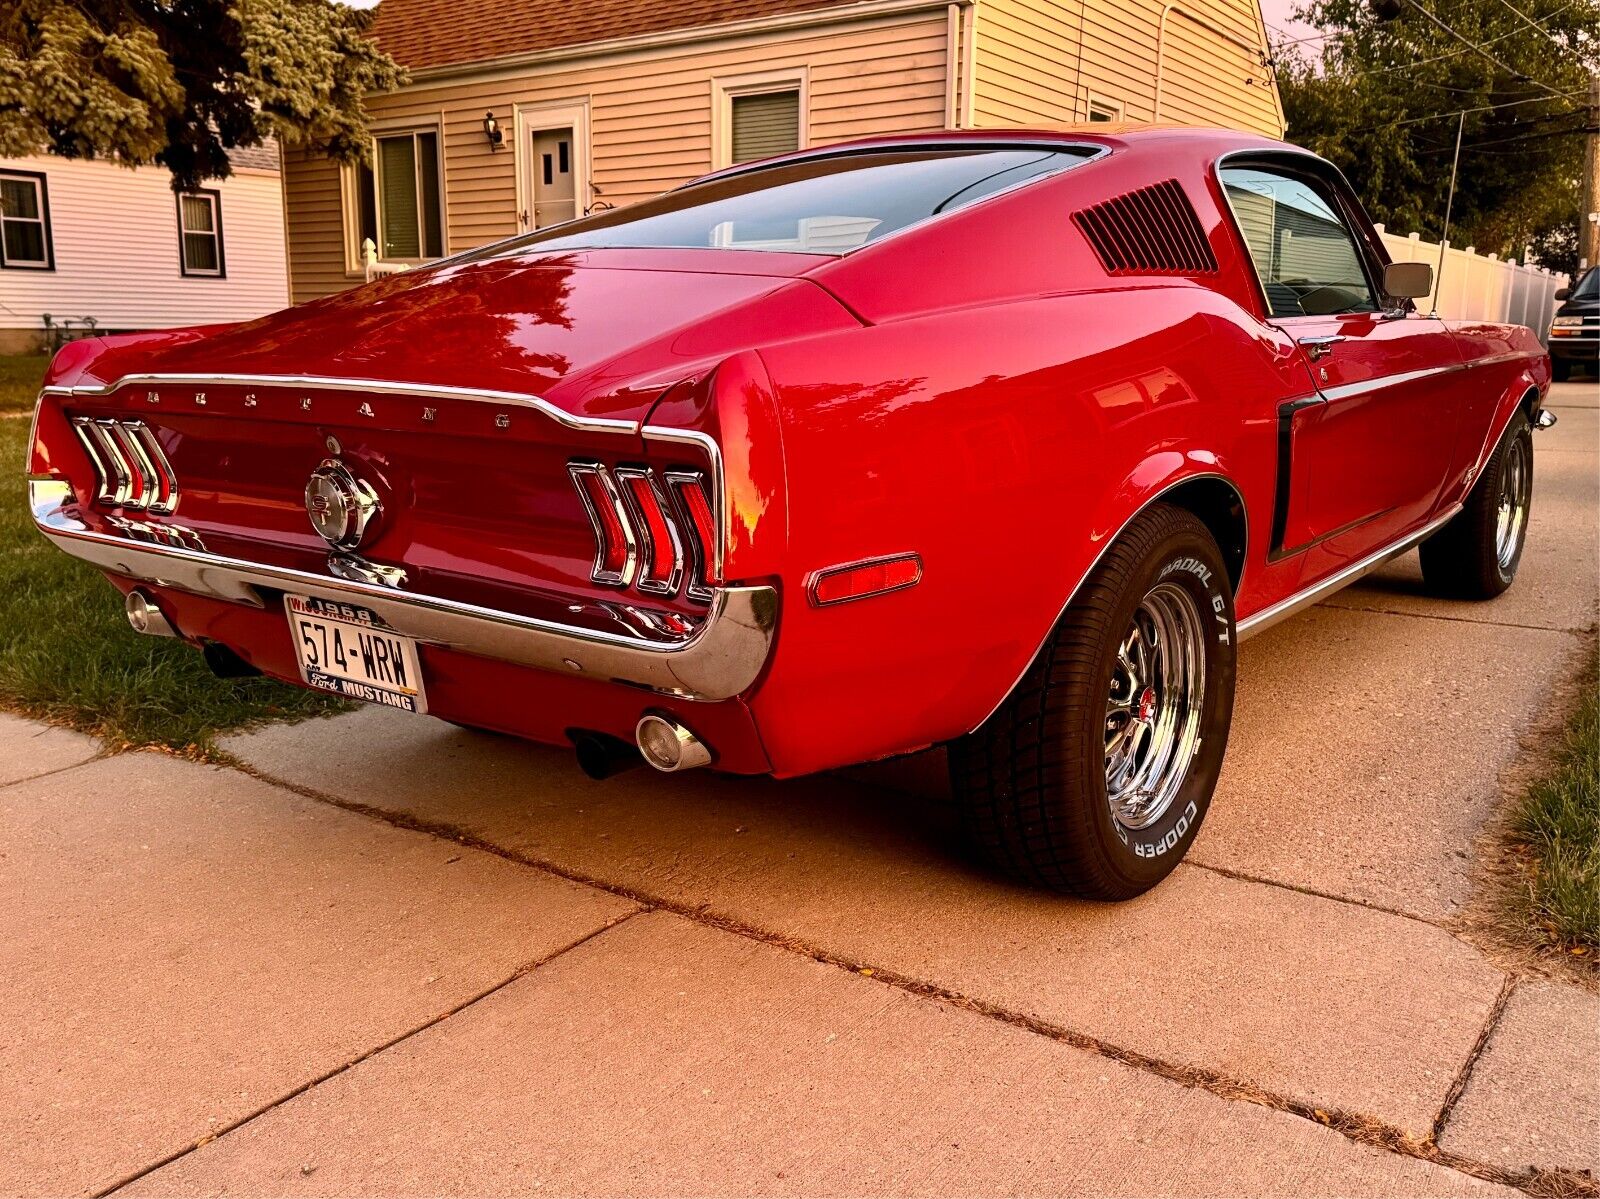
1432,973,1516,1145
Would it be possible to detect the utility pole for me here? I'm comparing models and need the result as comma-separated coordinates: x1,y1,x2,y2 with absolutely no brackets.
1583,73,1600,270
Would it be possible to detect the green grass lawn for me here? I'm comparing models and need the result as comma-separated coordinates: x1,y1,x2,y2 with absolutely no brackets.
0,352,49,414
1504,648,1599,957
1,378,346,752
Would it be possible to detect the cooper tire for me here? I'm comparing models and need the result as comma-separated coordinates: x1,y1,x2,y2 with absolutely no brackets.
948,503,1237,899
1419,412,1532,600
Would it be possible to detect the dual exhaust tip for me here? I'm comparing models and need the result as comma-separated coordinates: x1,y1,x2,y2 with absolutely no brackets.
129,588,713,776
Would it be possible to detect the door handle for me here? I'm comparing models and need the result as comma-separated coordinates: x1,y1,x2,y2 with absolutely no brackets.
1298,335,1345,361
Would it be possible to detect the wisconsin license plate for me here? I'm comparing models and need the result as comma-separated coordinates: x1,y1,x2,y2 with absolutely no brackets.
285,595,427,714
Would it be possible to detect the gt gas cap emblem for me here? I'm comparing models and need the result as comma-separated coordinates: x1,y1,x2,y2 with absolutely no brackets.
305,459,382,550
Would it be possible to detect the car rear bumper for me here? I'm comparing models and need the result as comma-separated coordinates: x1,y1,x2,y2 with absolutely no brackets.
29,479,778,704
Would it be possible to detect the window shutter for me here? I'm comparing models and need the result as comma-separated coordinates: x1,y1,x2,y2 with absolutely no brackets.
731,91,800,164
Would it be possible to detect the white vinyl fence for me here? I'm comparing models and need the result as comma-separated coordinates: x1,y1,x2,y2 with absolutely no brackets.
1376,224,1569,345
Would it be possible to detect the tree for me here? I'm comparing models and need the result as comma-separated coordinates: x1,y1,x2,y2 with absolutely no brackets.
0,0,405,191
1274,0,1598,273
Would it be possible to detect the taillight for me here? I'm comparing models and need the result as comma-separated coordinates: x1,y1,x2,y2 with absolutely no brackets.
615,468,682,596
569,461,717,603
569,462,634,586
665,470,721,602
71,417,180,514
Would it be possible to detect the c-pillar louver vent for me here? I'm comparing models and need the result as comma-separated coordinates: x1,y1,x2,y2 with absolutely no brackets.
1073,179,1218,275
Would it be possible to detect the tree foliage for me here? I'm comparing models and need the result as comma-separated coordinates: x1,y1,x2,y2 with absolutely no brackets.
1275,0,1597,274
0,0,405,191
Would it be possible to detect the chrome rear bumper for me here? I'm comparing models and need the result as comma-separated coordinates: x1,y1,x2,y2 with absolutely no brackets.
30,480,776,702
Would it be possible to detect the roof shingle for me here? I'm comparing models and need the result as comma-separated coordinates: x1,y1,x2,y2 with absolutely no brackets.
371,0,859,70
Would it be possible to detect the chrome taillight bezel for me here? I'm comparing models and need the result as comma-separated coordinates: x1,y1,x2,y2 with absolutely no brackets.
71,416,180,514
569,460,716,604
568,460,637,588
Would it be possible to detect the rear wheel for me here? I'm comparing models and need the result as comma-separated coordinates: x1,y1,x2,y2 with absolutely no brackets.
1419,412,1532,599
949,504,1237,899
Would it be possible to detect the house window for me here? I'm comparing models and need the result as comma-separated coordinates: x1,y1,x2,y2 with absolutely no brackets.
0,170,52,270
731,91,800,163
354,130,444,262
1087,96,1124,122
713,73,806,169
177,191,225,277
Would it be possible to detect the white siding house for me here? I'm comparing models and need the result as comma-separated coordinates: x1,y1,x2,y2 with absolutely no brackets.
0,146,290,353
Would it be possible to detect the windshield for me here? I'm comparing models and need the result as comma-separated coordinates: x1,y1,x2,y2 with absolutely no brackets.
460,146,1095,260
1571,268,1598,301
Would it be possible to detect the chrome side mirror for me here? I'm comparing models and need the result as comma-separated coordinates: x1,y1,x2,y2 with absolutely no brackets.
1382,261,1433,300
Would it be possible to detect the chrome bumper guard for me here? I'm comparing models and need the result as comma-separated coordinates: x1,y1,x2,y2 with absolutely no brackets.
30,481,776,702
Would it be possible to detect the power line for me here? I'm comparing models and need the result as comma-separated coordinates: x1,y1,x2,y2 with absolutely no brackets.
1339,0,1581,80
1348,88,1585,132
1488,0,1571,50
1399,0,1567,95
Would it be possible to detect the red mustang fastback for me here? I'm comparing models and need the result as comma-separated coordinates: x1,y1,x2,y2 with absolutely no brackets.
28,127,1553,898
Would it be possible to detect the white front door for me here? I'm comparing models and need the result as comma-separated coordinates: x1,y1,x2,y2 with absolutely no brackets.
516,102,590,232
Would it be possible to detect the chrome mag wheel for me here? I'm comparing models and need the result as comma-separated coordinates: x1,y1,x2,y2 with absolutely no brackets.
1495,435,1530,570
1104,582,1208,830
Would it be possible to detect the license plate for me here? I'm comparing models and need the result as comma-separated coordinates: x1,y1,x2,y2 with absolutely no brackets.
284,595,427,714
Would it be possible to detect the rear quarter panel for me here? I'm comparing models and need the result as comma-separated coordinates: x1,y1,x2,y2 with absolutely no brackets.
1437,321,1549,512
748,282,1308,777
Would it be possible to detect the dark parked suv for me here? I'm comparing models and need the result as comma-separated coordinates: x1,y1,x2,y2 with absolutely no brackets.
1550,267,1597,381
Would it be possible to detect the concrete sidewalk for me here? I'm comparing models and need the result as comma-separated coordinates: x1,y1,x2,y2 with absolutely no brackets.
2,382,1595,1197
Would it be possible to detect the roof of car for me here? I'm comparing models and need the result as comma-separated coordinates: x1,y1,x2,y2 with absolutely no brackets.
370,0,858,71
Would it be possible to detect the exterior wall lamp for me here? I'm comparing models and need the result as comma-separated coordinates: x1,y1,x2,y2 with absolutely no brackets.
483,112,503,150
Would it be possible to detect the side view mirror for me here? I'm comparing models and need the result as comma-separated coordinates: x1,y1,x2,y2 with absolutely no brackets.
1383,261,1433,300
1554,287,1571,301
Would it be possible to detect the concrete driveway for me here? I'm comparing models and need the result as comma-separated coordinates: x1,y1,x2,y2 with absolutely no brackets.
3,382,1595,1198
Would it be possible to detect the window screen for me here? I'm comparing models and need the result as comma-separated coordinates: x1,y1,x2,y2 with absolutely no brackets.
1220,166,1378,317
731,90,801,164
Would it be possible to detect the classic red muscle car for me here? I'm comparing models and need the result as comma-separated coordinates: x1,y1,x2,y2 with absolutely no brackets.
28,126,1554,898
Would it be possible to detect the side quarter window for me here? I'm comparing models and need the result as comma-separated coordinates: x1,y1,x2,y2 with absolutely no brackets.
1220,165,1378,319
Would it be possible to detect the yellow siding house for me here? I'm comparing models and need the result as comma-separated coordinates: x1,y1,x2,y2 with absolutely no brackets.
283,0,1283,302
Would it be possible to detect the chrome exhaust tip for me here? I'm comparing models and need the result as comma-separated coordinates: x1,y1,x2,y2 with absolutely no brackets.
125,590,176,638
635,712,713,773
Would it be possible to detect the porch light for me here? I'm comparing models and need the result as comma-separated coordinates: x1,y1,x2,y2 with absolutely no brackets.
483,112,503,150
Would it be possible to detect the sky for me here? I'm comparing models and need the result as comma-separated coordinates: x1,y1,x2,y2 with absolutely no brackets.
1258,0,1322,49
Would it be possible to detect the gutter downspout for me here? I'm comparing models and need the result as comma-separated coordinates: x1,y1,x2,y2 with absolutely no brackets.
945,3,961,128
1153,2,1280,131
960,0,978,128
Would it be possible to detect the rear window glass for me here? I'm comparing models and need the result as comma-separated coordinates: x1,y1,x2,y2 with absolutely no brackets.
465,147,1095,259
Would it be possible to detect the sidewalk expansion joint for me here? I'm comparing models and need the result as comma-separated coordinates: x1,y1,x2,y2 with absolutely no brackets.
211,757,1597,1199
93,906,645,1198
1432,974,1516,1145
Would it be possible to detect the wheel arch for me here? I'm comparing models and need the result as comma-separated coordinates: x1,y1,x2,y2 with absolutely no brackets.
970,466,1248,733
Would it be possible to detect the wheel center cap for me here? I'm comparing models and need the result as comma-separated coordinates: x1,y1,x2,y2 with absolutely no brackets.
1136,686,1157,723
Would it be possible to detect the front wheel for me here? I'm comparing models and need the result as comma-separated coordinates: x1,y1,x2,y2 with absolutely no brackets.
949,504,1237,899
1419,412,1532,600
